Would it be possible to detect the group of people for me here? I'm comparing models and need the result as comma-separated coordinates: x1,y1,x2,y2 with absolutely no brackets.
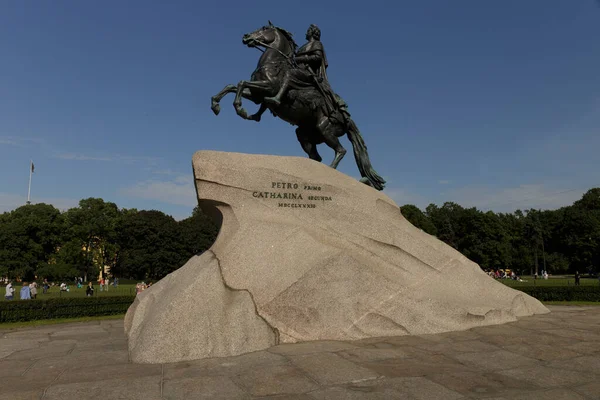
3,276,120,300
534,270,550,280
4,281,38,300
486,269,526,281
485,269,554,281
135,281,152,295
98,277,110,291
82,279,116,297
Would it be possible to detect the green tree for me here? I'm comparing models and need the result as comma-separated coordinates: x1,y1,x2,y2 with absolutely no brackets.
178,206,219,255
116,210,186,280
36,239,86,281
0,204,64,280
425,202,465,249
63,198,121,281
400,204,437,235
459,209,511,270
557,201,600,273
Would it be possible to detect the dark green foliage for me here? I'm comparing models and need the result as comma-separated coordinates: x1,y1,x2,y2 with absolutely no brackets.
0,198,218,284
1,188,597,286
400,205,437,235
116,210,187,280
0,204,65,280
0,296,135,323
513,286,600,302
402,188,600,274
113,205,217,281
63,198,121,280
180,206,219,255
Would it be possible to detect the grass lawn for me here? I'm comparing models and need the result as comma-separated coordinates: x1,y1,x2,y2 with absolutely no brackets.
1,284,137,301
543,301,600,306
1,301,598,329
499,276,600,288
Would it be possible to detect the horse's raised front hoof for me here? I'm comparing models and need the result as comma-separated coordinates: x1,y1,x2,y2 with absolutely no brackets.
211,103,221,116
236,108,248,119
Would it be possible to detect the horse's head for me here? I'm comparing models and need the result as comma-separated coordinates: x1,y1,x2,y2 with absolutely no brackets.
242,21,277,48
242,21,297,55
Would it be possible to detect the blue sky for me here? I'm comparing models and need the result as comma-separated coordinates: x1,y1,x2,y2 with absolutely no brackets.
1,0,599,219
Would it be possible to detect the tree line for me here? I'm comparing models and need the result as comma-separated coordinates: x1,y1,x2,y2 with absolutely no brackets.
0,198,218,282
401,188,600,275
1,188,598,282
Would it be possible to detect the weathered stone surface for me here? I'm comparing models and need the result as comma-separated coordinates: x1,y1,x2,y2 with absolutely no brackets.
449,350,538,371
124,253,276,363
125,150,549,363
289,352,380,385
0,306,598,398
0,390,44,400
44,376,162,400
310,377,464,400
232,364,319,396
0,360,35,377
163,350,288,380
162,376,249,400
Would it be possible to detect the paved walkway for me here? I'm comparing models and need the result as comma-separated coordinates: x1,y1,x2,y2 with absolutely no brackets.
1,305,599,399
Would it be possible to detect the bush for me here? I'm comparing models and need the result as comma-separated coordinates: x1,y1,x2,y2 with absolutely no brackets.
0,296,136,323
513,286,600,302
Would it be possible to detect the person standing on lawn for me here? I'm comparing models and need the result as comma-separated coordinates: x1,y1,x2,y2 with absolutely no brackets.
29,281,37,299
5,281,15,300
86,282,94,297
20,282,31,300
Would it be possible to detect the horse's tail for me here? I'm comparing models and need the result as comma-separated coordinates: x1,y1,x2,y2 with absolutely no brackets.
345,118,386,191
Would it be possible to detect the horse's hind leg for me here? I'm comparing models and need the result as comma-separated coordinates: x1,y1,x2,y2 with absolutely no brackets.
296,127,322,162
316,117,346,169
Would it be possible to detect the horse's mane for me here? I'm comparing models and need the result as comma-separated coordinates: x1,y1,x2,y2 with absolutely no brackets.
273,26,298,53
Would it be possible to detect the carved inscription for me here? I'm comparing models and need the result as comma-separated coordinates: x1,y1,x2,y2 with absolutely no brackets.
251,181,333,209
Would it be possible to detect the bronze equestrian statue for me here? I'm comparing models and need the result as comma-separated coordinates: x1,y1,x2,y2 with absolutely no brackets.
210,22,386,190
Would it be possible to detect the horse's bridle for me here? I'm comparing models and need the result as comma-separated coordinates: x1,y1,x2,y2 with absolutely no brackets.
250,38,297,68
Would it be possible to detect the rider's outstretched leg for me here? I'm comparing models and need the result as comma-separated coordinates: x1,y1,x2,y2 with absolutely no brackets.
265,70,292,106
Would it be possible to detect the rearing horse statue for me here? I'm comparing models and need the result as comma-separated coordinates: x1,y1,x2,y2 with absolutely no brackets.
210,22,386,191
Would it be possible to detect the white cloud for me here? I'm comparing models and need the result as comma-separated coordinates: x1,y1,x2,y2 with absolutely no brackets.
443,184,588,212
0,136,45,147
55,153,113,161
384,188,431,209
116,154,161,165
119,176,197,207
150,168,180,176
53,153,162,165
0,193,80,213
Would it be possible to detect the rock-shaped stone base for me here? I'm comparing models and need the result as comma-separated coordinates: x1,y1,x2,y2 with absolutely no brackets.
125,150,549,364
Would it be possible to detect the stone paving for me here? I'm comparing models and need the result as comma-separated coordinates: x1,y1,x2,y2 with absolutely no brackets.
1,305,599,399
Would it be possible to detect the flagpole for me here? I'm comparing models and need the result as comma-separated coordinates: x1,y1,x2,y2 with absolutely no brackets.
27,160,32,205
